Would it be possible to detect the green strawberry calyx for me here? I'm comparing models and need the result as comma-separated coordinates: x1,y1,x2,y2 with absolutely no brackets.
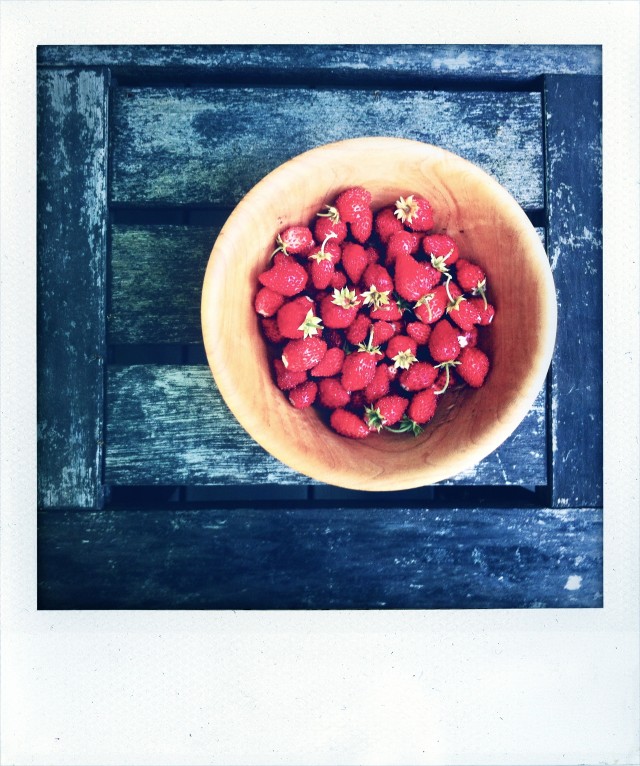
357,328,383,356
297,309,324,339
331,286,361,310
316,204,341,224
391,348,418,370
309,231,338,263
360,283,390,310
364,405,385,432
384,414,423,437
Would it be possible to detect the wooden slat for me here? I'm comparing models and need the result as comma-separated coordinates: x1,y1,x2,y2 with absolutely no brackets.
104,365,546,487
37,44,602,80
109,224,217,344
544,76,602,508
37,68,109,509
37,506,603,609
110,87,544,208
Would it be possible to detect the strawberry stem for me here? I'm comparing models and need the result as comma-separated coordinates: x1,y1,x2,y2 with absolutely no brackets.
433,361,460,395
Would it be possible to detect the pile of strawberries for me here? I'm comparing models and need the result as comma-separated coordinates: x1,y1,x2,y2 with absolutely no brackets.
254,187,494,439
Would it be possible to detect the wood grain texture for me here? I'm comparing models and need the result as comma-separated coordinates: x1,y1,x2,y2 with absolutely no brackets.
109,224,545,346
544,76,602,508
104,365,547,487
37,506,603,609
37,44,602,80
110,87,543,208
37,68,109,510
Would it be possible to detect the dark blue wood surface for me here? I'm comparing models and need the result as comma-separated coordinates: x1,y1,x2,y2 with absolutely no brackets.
36,45,603,609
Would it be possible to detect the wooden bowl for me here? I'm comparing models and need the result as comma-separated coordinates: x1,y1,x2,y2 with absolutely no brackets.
202,137,556,491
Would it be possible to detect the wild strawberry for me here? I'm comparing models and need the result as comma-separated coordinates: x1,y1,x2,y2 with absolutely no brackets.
456,326,478,349
394,194,434,232
422,234,460,269
446,295,482,333
346,313,372,345
374,206,404,243
329,269,347,290
407,387,438,425
386,335,418,369
385,230,422,266
273,358,307,391
318,377,351,409
330,408,370,439
428,320,461,363
341,331,382,391
335,186,373,244
310,346,345,377
254,286,285,317
399,361,438,391
362,263,393,292
258,252,308,297
433,365,460,395
288,380,318,409
365,245,381,265
394,251,441,302
308,232,341,290
371,320,398,347
470,298,495,325
261,316,284,344
455,258,487,306
277,296,321,339
457,346,490,388
413,285,449,325
314,205,348,245
365,395,408,431
281,336,327,372
363,363,392,402
369,297,404,321
272,225,315,256
341,243,369,284
320,286,361,329
406,321,431,345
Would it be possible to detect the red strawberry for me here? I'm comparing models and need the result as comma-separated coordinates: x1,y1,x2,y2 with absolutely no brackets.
406,321,431,345
394,251,441,302
413,285,448,324
335,187,373,243
273,358,307,391
407,387,438,425
318,377,351,408
329,408,370,439
369,297,404,321
394,194,434,232
428,320,461,363
363,363,392,402
314,205,348,245
288,380,318,409
386,335,418,369
261,316,284,344
320,287,361,329
365,395,408,431
365,245,381,265
371,320,398,347
455,258,486,303
308,233,341,290
422,234,460,269
341,332,382,391
281,337,327,372
349,208,373,244
329,269,347,290
310,347,345,377
433,365,460,395
361,263,394,293
399,361,438,391
470,298,495,325
273,225,314,256
341,243,369,284
446,295,482,333
254,286,285,317
457,346,490,388
374,206,404,243
258,252,308,297
386,230,422,266
277,296,321,339
456,325,478,349
346,313,372,346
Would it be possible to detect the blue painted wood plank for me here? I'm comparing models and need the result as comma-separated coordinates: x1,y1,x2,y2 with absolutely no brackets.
37,506,603,609
37,44,602,80
37,68,109,509
104,365,547,488
544,75,602,508
110,87,544,208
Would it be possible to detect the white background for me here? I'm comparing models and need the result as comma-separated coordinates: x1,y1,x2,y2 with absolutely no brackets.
1,2,639,764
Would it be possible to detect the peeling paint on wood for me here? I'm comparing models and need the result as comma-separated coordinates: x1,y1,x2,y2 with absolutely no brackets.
37,68,109,509
544,76,602,507
37,505,603,609
110,87,543,208
104,365,546,487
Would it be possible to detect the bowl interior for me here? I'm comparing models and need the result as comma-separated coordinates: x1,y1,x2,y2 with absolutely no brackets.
202,138,556,490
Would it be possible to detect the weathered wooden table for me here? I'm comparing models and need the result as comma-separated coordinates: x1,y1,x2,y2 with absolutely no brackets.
37,45,602,609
